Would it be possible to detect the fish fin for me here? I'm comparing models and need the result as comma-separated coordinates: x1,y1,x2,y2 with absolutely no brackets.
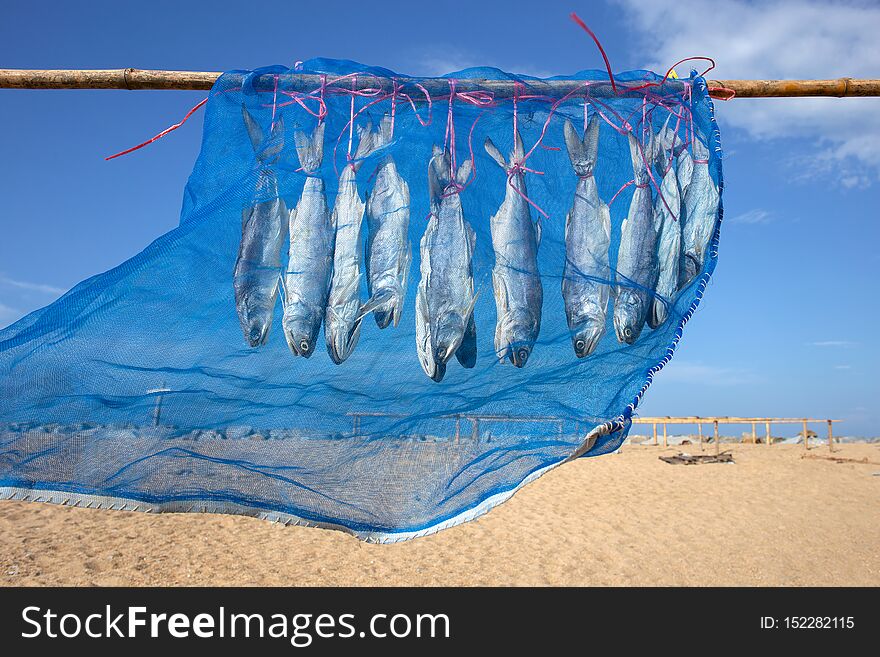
484,137,508,171
465,221,477,258
288,203,297,235
492,270,509,361
242,106,264,153
419,224,432,276
535,215,542,248
343,318,364,361
512,128,525,162
465,292,479,322
600,203,611,243
356,291,392,323
394,243,412,327
456,158,473,187
241,207,251,230
455,313,477,369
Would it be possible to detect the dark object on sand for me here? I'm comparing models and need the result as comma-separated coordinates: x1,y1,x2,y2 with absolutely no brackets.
659,452,734,465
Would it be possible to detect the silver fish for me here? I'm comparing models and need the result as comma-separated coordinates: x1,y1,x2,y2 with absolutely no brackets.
614,132,658,345
676,143,694,200
415,147,477,382
233,108,287,347
484,130,542,367
362,116,412,329
324,123,378,364
647,124,682,330
561,115,610,358
283,122,334,358
679,134,719,287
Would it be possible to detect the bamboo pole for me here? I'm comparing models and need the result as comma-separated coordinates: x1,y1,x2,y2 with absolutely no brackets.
827,419,834,453
698,424,704,452
714,420,720,456
662,423,667,448
765,422,771,447
803,419,809,451
1,68,879,98
653,423,658,446
751,422,757,444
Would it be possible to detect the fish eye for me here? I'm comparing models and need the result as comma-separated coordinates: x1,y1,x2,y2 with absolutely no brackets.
575,339,586,351
517,348,529,361
299,340,310,352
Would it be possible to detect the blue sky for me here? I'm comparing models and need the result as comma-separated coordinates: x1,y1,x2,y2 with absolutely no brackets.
1,0,878,435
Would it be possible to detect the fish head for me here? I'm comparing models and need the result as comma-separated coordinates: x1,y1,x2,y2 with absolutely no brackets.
237,289,275,347
682,252,700,284
432,313,466,364
325,317,347,364
283,314,320,358
613,290,645,345
499,310,539,367
570,316,605,358
373,309,393,330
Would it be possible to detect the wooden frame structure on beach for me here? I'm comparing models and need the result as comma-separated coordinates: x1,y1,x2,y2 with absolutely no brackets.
632,416,841,454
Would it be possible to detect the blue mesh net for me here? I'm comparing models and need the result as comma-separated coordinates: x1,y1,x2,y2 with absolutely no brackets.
0,59,723,542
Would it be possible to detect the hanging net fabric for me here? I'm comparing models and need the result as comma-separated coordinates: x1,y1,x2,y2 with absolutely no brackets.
0,59,722,542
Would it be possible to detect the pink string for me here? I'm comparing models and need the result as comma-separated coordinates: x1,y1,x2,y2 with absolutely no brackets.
105,98,207,160
569,13,618,95
347,76,357,169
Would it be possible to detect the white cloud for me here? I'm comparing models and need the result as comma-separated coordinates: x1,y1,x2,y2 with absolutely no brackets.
728,208,772,224
808,340,856,347
834,364,852,370
0,275,64,295
617,0,880,186
654,360,759,386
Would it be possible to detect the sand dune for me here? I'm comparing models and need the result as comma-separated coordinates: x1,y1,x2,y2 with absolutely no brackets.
1,443,878,586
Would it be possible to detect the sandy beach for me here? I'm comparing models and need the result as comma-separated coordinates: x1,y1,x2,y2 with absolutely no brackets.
1,443,877,587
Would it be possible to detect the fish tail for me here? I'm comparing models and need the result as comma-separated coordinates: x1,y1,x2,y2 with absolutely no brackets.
627,133,651,185
293,122,325,173
428,146,450,212
374,115,394,150
242,106,285,164
563,116,600,178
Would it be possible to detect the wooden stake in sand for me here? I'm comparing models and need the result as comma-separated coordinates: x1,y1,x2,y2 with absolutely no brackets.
827,419,834,453
714,420,720,456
